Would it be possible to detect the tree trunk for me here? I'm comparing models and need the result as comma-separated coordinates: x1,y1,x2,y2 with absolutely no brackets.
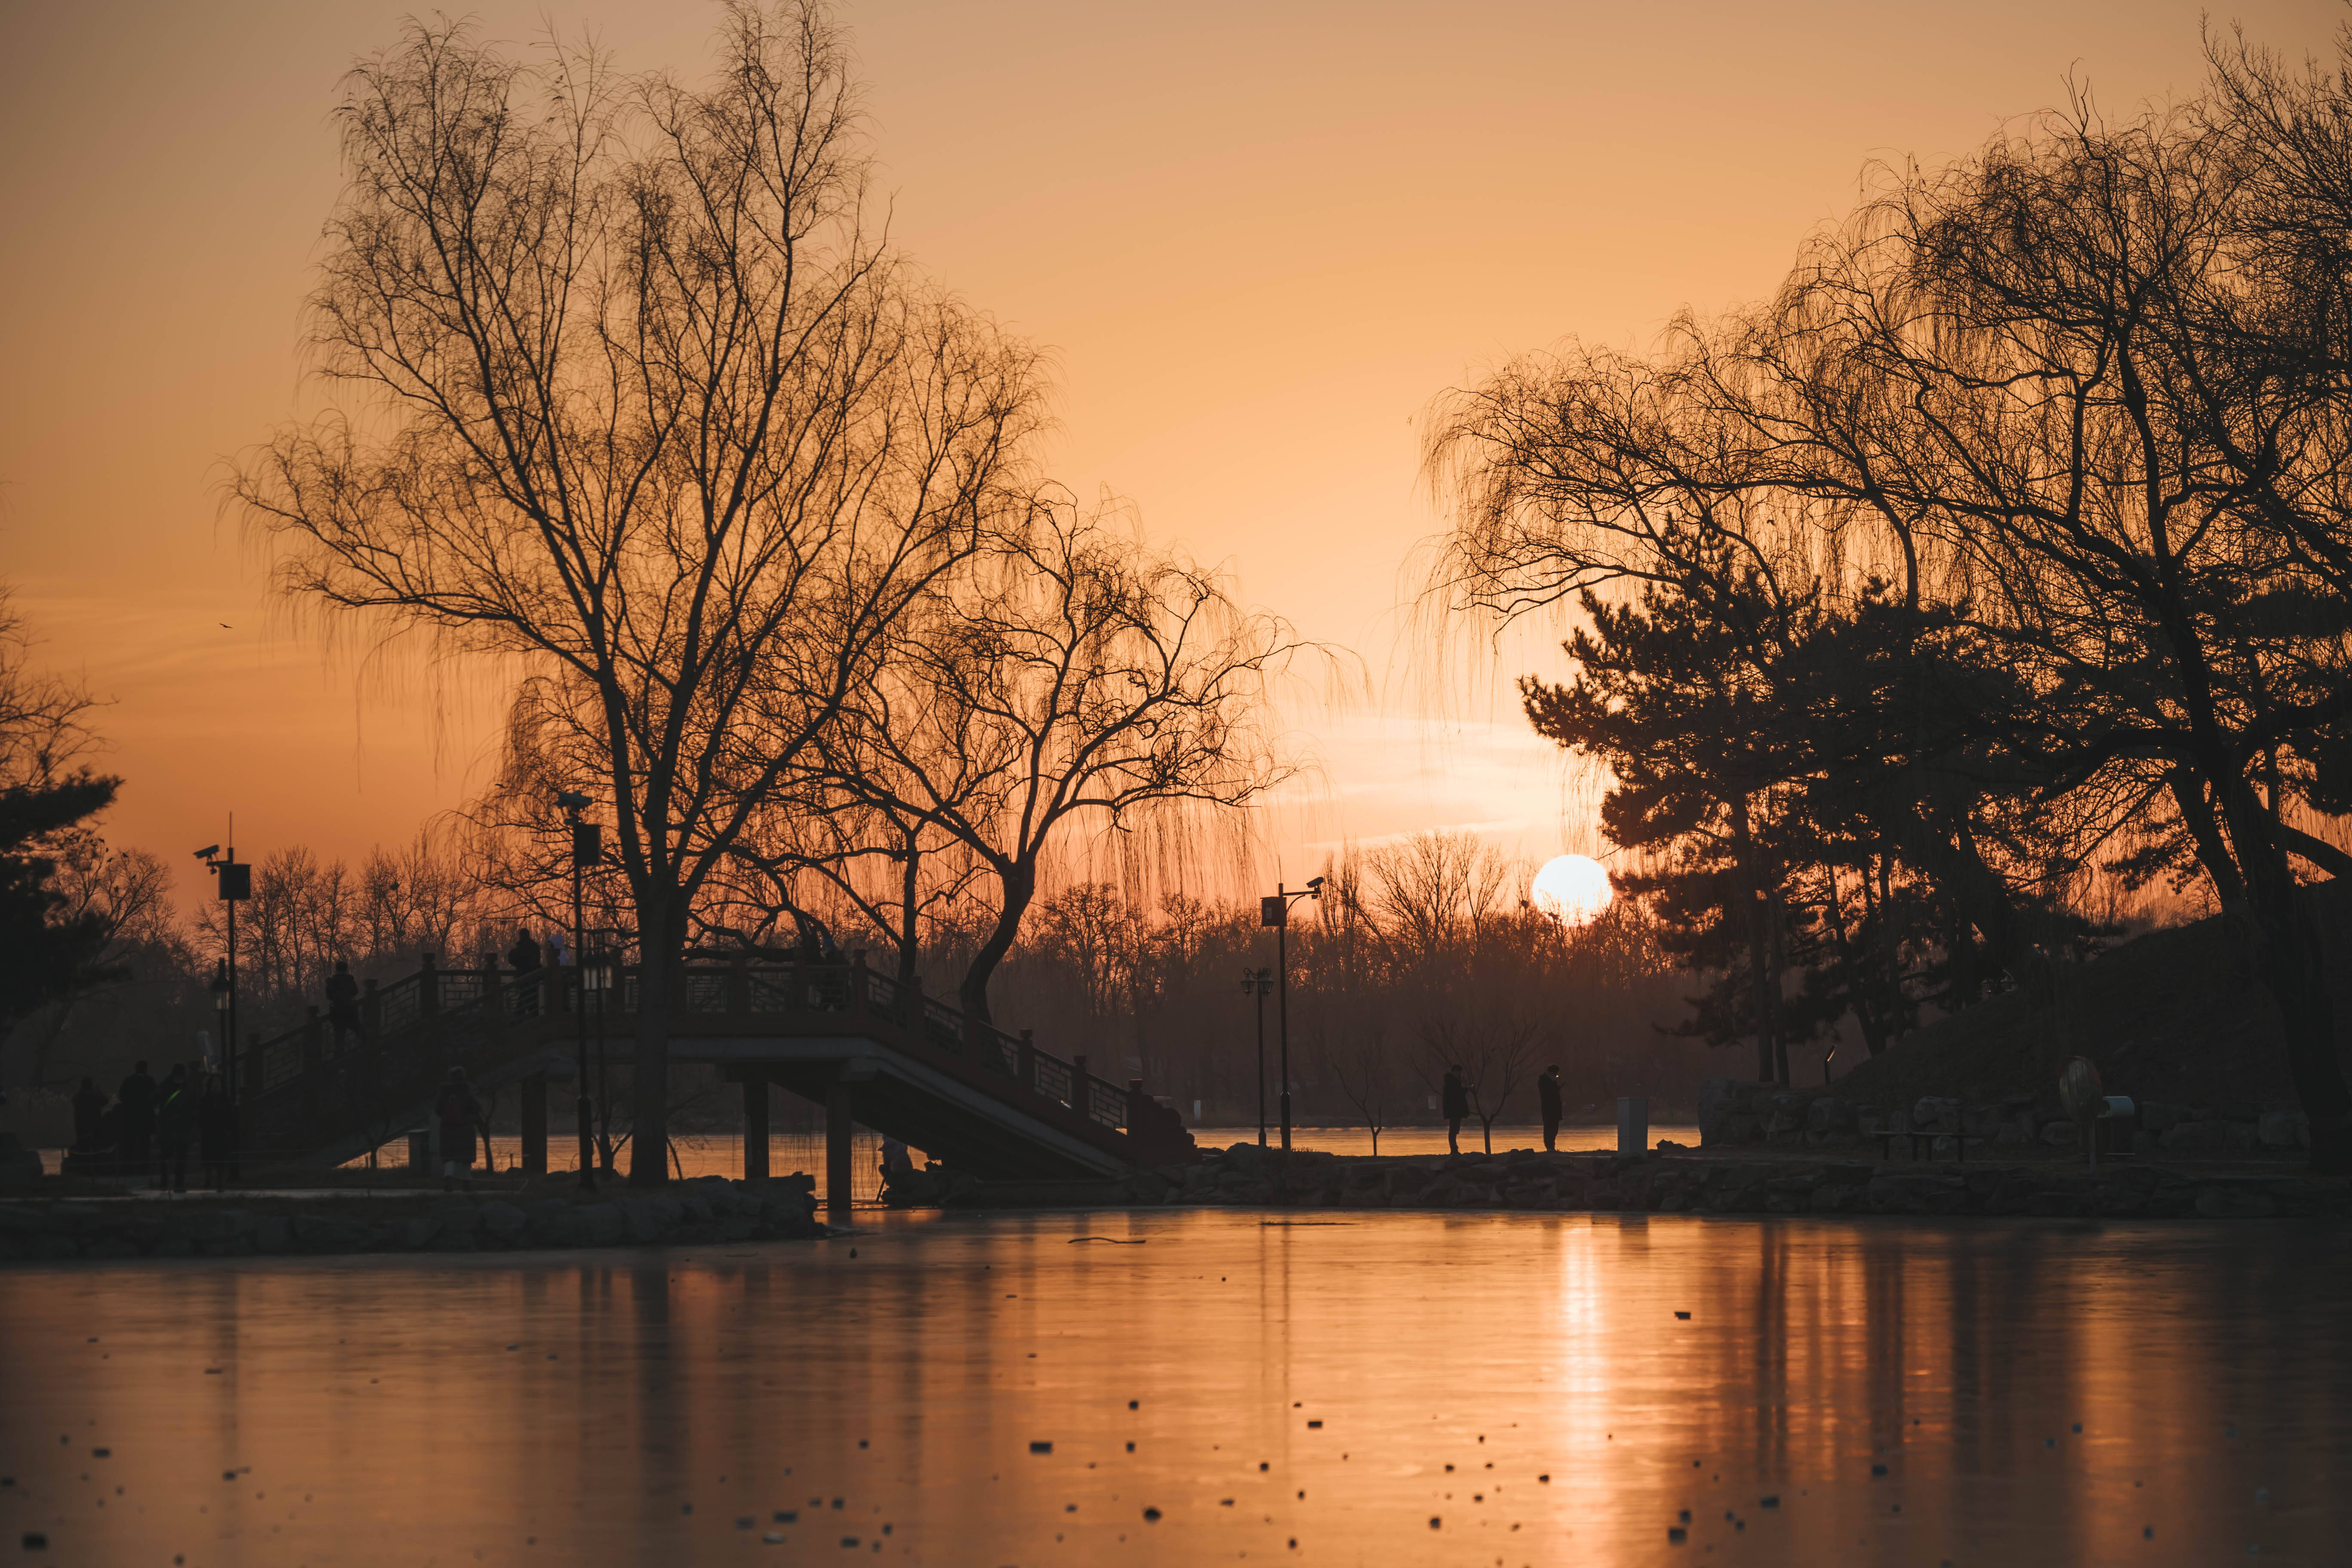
895,844,922,986
629,945,671,1188
958,864,1035,1024
2169,766,2251,912
2221,784,2352,1174
1731,793,1777,1083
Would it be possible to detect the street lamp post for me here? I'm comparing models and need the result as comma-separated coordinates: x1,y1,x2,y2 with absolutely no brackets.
209,961,230,1078
557,790,598,1191
1259,877,1324,1156
586,941,614,1171
1240,967,1274,1147
196,841,250,1176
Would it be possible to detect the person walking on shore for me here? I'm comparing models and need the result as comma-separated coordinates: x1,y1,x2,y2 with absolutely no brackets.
1537,1064,1563,1153
198,1075,238,1191
116,1060,157,1182
154,1064,196,1193
1442,1065,1469,1157
436,1066,484,1191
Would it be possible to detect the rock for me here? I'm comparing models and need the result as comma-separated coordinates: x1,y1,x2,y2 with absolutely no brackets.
290,1215,368,1252
253,1215,291,1253
578,1203,628,1245
2162,1121,2228,1155
2141,1102,2187,1132
180,1209,257,1243
2222,1121,2260,1153
2258,1112,2309,1149
479,1201,529,1243
1697,1079,1744,1146
2196,1184,2279,1218
2040,1121,2078,1147
1805,1099,1856,1135
1913,1096,1962,1133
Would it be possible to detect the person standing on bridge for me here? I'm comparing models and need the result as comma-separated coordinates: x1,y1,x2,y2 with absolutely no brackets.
1442,1065,1470,1157
436,1066,485,1191
325,960,362,1052
1537,1064,1563,1153
508,928,543,1018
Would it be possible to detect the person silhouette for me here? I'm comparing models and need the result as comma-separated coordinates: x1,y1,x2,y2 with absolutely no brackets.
116,1060,157,1182
507,930,542,1016
1442,1065,1470,1157
325,959,362,1051
1537,1064,1563,1153
436,1066,485,1192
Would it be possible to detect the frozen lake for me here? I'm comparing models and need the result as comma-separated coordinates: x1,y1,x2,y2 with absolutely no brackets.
2,1209,2345,1564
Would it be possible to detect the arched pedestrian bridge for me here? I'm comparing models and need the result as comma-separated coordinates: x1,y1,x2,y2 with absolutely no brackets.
236,955,1197,1219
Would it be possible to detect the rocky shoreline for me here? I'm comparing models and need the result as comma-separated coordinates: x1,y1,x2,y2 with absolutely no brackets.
901,1142,2352,1220
9,1139,2347,1265
1694,1077,2313,1156
0,1174,827,1262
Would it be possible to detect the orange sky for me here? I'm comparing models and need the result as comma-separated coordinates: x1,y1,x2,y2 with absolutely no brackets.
0,0,2337,907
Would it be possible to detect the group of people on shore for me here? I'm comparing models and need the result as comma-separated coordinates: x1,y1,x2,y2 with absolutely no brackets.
1442,1062,1568,1154
71,1061,240,1192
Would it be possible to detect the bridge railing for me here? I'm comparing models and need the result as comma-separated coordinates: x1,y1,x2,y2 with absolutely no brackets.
238,949,1152,1151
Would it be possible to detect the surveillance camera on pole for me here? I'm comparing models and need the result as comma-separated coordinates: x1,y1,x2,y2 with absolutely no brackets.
197,834,250,1173
1262,877,1326,1161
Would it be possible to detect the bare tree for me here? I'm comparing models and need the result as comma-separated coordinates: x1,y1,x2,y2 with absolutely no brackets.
235,3,1048,1182
819,502,1305,1021
1416,997,1543,1157
1363,830,1517,959
1315,1016,1404,1155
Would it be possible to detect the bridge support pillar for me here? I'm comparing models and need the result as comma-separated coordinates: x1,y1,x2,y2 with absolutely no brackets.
826,1080,854,1226
743,1075,769,1182
519,1073,548,1176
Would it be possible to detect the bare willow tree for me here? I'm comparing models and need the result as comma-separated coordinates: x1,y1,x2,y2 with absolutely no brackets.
804,502,1305,1022
234,2,1048,1184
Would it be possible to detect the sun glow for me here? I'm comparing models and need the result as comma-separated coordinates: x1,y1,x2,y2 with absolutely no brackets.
1531,854,1613,926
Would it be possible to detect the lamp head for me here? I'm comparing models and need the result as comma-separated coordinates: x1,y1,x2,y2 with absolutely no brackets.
555,789,593,813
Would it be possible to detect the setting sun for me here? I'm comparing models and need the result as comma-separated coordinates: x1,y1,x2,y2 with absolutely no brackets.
1531,854,1613,926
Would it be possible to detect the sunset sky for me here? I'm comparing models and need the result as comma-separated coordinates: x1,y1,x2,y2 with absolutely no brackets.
0,0,2337,907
